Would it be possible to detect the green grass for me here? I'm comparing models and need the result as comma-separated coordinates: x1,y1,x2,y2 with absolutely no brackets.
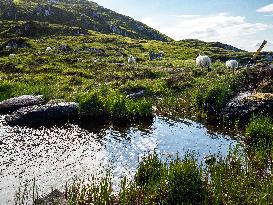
245,115,273,145
78,87,153,120
17,150,273,205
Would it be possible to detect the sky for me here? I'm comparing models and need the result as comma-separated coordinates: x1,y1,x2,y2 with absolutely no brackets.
92,0,273,51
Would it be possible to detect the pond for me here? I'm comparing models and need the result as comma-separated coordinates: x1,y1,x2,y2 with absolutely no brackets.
0,115,239,204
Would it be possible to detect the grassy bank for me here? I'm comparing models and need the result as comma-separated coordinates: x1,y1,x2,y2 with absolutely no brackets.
16,146,273,205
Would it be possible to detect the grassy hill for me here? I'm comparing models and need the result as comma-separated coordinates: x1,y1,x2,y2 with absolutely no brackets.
0,0,171,41
0,19,257,120
0,0,270,121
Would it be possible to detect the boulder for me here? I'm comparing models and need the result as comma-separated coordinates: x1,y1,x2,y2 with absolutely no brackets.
127,90,146,99
58,44,72,52
0,95,45,113
221,92,273,122
5,102,79,126
204,155,216,165
35,189,66,205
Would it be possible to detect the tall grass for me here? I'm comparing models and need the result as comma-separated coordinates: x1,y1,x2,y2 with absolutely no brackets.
245,115,273,145
18,149,273,205
78,88,153,121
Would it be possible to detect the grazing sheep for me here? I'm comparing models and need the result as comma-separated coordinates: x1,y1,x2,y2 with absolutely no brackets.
128,55,136,64
9,54,16,58
196,54,212,72
46,47,52,52
226,60,239,70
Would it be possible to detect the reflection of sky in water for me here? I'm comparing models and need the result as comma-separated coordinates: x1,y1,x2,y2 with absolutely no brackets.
0,115,238,204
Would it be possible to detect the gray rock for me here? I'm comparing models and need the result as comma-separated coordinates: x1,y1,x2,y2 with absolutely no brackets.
127,90,146,99
5,102,79,126
221,92,273,121
47,99,66,104
58,44,72,52
0,95,45,113
204,155,216,165
35,189,66,205
149,51,164,61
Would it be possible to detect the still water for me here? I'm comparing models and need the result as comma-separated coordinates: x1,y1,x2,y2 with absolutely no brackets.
0,115,238,204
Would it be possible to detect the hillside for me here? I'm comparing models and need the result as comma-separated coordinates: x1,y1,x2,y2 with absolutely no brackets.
0,0,269,121
0,0,171,41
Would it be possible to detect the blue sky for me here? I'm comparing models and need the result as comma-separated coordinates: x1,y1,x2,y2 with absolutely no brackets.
92,0,273,51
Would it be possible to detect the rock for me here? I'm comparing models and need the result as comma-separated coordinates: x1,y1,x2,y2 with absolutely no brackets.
58,44,72,52
149,51,164,61
114,63,125,67
127,90,146,99
221,92,273,122
5,102,79,126
84,47,106,56
35,189,66,205
204,155,216,165
5,38,29,49
0,95,45,113
47,99,66,104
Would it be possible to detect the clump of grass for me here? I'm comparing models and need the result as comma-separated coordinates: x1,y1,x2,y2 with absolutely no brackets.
78,87,153,121
67,175,115,205
191,72,245,115
245,115,273,145
132,152,207,205
0,81,13,101
192,81,233,114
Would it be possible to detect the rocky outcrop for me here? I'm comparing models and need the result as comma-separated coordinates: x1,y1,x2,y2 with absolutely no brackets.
221,92,273,122
58,44,72,52
35,189,66,205
5,102,79,126
0,95,45,113
127,90,146,99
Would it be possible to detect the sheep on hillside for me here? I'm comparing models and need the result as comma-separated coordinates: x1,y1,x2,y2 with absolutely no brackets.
196,54,212,72
9,54,16,58
46,47,52,52
128,55,136,64
226,60,239,70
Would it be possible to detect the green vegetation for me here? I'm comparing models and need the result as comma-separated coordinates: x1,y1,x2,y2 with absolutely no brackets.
78,88,152,120
1,1,273,204
0,19,258,121
0,0,170,41
16,151,273,205
245,115,273,145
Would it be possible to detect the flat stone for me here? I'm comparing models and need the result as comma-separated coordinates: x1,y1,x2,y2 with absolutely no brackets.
127,90,146,99
35,189,66,205
0,95,45,113
221,92,273,122
5,102,79,126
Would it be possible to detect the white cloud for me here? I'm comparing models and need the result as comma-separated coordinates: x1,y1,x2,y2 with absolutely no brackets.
141,13,272,51
257,4,273,13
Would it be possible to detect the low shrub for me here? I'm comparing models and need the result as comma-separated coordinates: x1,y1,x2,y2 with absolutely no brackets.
245,115,273,145
78,88,153,120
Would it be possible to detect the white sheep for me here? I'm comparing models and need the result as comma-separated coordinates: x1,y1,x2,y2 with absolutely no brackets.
46,47,52,52
128,55,136,64
9,54,16,58
196,54,212,72
226,60,239,70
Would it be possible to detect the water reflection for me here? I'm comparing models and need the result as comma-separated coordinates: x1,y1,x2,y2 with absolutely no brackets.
0,115,238,204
